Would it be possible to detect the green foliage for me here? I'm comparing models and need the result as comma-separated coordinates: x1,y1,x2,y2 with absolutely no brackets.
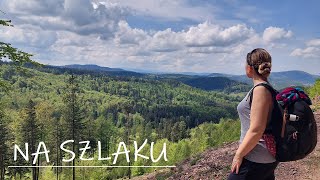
307,78,320,110
63,75,85,141
0,19,39,67
0,19,13,27
0,63,243,179
0,19,42,93
180,76,251,93
0,105,11,179
308,79,320,99
21,99,41,180
0,42,35,66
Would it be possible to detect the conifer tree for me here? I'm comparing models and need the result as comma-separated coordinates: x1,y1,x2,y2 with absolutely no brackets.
0,108,9,180
21,99,40,180
63,74,84,180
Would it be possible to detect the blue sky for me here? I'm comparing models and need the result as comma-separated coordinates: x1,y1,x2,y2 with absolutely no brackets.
0,0,319,75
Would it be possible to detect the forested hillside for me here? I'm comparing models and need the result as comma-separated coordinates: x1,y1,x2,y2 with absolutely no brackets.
0,63,242,179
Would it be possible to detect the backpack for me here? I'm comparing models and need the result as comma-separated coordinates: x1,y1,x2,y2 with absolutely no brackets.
249,82,317,162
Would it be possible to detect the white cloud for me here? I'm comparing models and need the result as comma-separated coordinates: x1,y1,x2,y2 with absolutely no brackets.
147,28,183,52
290,47,320,58
0,25,57,48
306,39,320,47
105,0,215,21
1,0,309,74
184,23,254,47
263,27,293,42
187,47,230,54
0,0,64,16
29,20,259,73
114,21,256,54
2,0,130,39
291,38,320,59
114,21,148,45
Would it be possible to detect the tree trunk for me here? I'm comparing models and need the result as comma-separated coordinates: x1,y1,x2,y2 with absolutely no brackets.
36,155,40,180
0,154,4,180
56,121,60,180
73,115,75,180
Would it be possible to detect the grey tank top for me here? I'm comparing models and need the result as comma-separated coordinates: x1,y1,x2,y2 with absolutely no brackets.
237,84,276,163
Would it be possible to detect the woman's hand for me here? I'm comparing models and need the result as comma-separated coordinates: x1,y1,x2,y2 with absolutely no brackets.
231,153,243,174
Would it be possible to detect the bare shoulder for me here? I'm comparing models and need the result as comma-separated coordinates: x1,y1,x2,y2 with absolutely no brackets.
251,85,273,109
252,85,272,99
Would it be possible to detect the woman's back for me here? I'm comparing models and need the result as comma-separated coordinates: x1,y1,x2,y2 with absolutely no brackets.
237,85,276,163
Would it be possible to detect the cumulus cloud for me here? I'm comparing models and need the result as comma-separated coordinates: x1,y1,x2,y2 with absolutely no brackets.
187,47,230,54
2,0,130,39
184,23,254,47
263,27,293,42
0,0,64,16
0,25,57,48
306,39,320,47
38,20,258,72
290,38,320,58
0,0,303,74
290,47,320,58
114,21,148,45
105,0,215,21
147,28,184,52
114,21,256,54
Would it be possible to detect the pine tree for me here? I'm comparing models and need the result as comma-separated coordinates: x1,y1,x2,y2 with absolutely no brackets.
178,121,187,139
37,102,63,180
0,108,9,180
170,122,180,142
63,74,85,180
21,99,40,180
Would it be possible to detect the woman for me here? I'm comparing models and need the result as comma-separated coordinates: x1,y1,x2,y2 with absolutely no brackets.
228,48,279,180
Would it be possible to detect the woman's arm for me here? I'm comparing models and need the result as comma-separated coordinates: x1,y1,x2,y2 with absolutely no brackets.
231,86,273,173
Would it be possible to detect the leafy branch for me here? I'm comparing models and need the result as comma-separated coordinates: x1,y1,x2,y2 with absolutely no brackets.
0,42,41,67
0,19,13,27
0,18,43,92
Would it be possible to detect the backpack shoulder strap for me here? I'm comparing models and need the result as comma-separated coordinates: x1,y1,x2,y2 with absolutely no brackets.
248,82,277,107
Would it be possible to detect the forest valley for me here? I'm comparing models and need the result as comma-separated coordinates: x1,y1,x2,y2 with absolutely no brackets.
14,139,168,165
0,62,318,179
0,63,242,179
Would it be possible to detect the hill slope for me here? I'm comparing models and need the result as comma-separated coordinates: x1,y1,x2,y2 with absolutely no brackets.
151,74,251,93
48,64,320,91
64,64,125,72
133,111,320,180
179,76,250,93
57,64,145,76
44,64,320,90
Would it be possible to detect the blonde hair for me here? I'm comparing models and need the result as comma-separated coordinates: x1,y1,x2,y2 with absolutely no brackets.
246,48,272,78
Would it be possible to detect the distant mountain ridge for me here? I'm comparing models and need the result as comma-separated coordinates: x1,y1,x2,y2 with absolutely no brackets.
213,70,320,89
54,64,144,77
58,64,319,89
64,64,126,72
